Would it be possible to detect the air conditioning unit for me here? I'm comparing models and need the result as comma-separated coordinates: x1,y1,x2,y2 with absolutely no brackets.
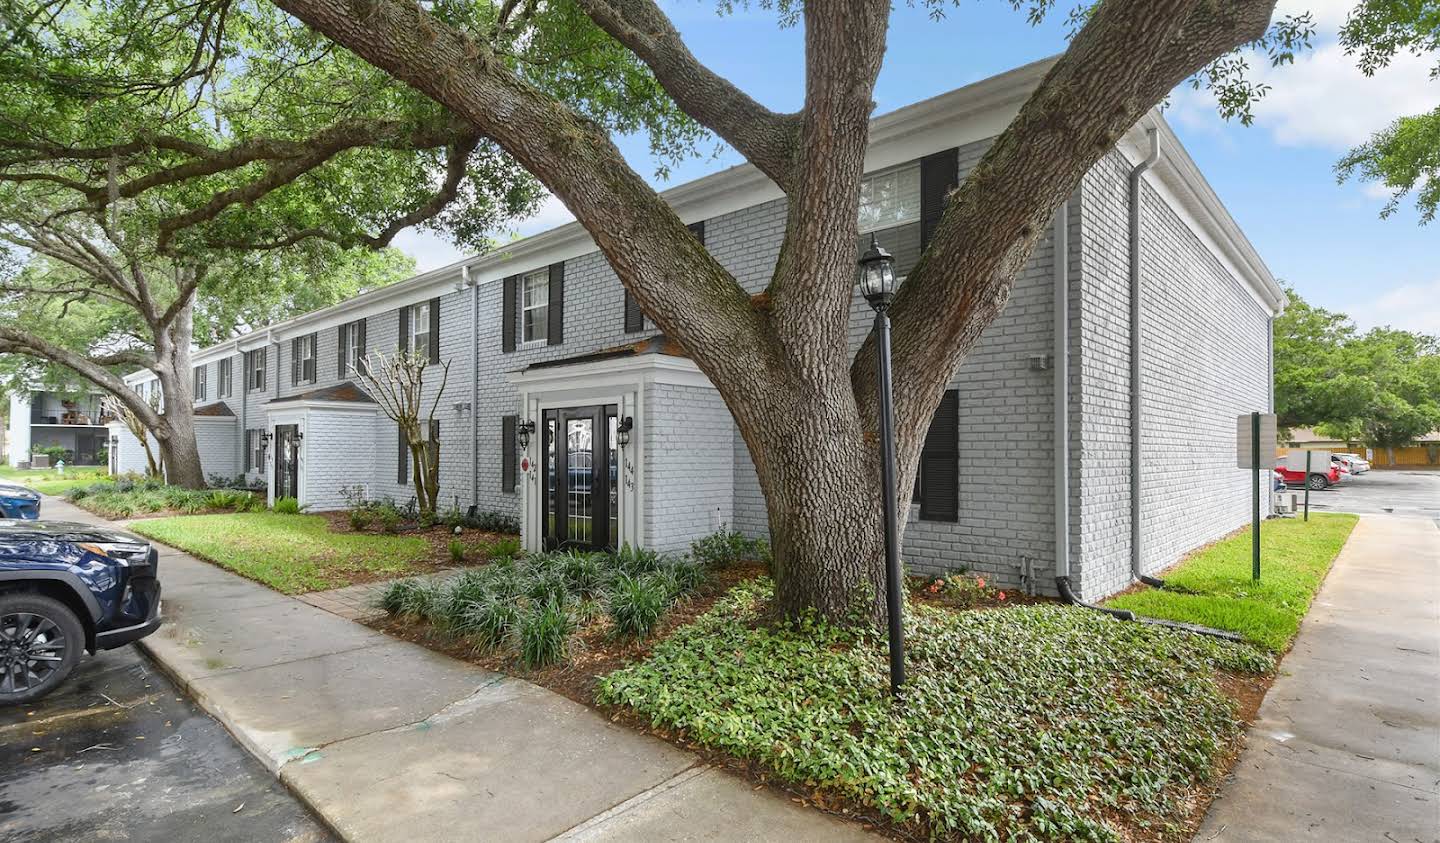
1272,491,1298,515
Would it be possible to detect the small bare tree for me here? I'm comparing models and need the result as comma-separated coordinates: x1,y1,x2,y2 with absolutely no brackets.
101,393,162,479
356,350,448,516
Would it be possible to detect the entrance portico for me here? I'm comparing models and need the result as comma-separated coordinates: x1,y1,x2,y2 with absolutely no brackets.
508,337,734,555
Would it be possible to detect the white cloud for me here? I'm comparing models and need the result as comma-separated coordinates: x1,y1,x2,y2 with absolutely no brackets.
390,194,577,273
1346,278,1440,334
391,228,465,273
1275,0,1355,30
1173,43,1439,151
512,194,575,238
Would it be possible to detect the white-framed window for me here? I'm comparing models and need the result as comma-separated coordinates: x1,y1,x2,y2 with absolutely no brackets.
409,302,432,358
218,357,232,397
246,348,266,392
193,365,207,401
522,270,549,344
344,319,365,375
857,163,921,233
293,333,316,384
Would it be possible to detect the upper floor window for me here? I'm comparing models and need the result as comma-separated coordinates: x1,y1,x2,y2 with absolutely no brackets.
522,270,549,344
292,333,316,385
408,302,432,359
858,164,921,233
342,318,366,376
245,348,267,392
218,357,233,397
193,365,207,401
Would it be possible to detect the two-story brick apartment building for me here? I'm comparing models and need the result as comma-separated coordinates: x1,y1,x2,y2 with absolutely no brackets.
114,60,1284,601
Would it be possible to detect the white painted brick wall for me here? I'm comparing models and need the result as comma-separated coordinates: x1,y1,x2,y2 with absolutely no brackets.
193,419,239,480
643,382,734,553
1073,151,1272,600
300,409,380,510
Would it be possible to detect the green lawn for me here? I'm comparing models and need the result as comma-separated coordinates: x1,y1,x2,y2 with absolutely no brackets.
130,512,432,593
0,466,111,495
601,579,1273,841
1104,513,1359,652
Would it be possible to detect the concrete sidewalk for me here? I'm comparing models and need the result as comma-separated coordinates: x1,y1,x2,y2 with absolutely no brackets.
1198,514,1440,842
44,496,877,842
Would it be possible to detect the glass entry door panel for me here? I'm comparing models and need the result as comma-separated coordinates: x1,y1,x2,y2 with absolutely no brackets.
542,405,617,551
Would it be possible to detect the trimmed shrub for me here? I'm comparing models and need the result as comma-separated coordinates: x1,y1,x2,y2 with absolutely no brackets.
690,529,767,567
349,508,372,531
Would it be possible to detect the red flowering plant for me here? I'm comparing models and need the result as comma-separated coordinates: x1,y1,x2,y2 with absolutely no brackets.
914,571,1006,608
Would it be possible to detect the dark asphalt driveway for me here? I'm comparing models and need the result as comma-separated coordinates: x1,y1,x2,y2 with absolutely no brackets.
0,646,331,842
1301,468,1440,519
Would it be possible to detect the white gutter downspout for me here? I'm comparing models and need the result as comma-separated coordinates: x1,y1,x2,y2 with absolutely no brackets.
1054,202,1072,584
1129,128,1164,588
465,264,479,509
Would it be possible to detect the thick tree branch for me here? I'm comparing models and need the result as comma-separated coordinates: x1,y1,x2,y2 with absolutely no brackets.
273,0,770,386
854,0,1279,463
0,327,163,429
572,0,801,190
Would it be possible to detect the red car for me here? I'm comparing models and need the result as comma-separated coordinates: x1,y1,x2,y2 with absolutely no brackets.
1275,462,1341,490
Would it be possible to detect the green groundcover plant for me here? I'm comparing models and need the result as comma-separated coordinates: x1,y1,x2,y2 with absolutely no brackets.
599,579,1273,842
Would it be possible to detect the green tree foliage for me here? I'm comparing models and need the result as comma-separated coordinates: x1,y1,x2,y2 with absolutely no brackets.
1336,0,1440,223
1275,287,1440,459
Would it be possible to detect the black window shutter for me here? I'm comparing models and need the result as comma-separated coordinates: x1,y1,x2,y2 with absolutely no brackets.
398,423,408,484
291,338,300,385
919,389,960,522
259,348,265,391
357,320,367,370
920,148,959,250
306,332,317,382
428,297,440,363
502,275,518,353
337,323,348,378
501,415,517,493
547,262,564,346
687,220,706,245
623,290,643,334
398,305,410,354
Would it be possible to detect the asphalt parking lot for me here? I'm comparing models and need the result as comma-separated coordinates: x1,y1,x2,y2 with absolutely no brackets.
0,646,331,843
1297,468,1440,519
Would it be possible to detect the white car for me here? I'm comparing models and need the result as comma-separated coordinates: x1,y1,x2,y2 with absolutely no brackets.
1334,453,1371,474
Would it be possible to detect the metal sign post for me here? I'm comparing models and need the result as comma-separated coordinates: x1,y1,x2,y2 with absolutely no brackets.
1303,450,1312,522
1237,412,1276,583
1251,412,1260,582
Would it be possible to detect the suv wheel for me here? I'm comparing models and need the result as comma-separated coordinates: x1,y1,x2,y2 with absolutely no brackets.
1307,473,1330,490
0,593,84,705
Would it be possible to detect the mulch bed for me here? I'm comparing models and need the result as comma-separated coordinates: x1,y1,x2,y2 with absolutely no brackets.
364,561,1280,842
317,510,516,581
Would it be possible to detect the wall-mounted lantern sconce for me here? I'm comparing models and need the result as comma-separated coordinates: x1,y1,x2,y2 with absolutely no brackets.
616,416,634,448
517,419,536,450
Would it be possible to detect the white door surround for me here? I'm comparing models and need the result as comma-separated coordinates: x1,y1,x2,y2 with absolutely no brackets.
508,353,713,553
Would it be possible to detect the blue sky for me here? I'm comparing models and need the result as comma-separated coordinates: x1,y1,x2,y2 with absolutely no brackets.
396,1,1439,333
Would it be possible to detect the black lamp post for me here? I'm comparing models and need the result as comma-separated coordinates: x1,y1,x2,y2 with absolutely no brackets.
858,233,905,696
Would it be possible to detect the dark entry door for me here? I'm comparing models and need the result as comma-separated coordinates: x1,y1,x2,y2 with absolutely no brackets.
274,424,300,501
542,405,618,551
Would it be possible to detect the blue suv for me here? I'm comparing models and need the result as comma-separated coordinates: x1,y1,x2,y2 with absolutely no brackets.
0,481,41,519
0,520,162,704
